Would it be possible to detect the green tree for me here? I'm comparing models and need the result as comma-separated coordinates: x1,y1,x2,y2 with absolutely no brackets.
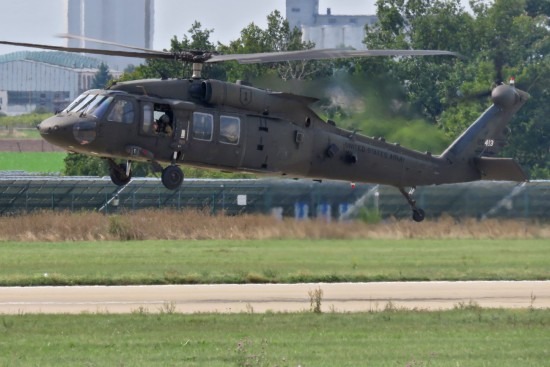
362,0,550,177
363,0,475,124
63,154,109,176
91,63,113,89
468,0,550,178
63,154,156,178
118,21,224,81
219,10,327,83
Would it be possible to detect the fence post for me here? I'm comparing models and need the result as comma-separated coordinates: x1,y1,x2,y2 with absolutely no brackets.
264,187,272,214
523,189,529,219
211,194,216,215
221,184,225,212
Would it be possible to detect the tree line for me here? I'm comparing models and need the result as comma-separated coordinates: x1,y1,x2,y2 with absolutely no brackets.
74,0,549,178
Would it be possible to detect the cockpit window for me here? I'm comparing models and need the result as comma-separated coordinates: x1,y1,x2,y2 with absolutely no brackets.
70,94,96,114
79,95,111,118
81,95,103,114
62,93,88,113
107,99,135,124
87,96,113,119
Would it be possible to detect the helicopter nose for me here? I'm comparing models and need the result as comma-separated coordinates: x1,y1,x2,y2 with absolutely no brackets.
37,121,59,135
37,116,75,148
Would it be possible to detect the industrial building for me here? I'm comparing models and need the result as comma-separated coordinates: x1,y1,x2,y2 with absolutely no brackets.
0,0,154,114
286,0,376,49
0,51,106,114
66,0,155,71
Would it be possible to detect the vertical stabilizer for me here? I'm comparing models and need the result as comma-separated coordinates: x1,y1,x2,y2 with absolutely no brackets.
442,84,529,163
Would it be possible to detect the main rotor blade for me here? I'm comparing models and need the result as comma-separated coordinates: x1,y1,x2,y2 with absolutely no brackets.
1,39,460,65
57,33,165,54
0,40,175,59
208,48,461,64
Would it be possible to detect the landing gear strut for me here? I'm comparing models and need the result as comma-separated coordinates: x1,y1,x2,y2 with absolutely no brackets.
398,187,425,222
161,165,184,190
107,159,132,186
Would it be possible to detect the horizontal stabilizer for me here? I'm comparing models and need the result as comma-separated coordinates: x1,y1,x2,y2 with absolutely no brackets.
473,157,528,182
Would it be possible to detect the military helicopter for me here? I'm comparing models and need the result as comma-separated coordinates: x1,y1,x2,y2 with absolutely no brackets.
0,37,529,222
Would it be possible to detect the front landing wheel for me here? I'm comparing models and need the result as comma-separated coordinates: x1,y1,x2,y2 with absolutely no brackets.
161,165,184,190
109,163,131,186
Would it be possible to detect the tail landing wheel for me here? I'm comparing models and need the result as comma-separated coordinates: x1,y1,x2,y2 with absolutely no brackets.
412,208,425,222
398,187,425,222
161,165,184,190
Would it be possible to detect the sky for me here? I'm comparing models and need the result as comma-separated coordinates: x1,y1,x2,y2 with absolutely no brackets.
0,0,381,55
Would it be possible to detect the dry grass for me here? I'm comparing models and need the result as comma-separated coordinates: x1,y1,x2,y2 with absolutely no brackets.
0,210,548,242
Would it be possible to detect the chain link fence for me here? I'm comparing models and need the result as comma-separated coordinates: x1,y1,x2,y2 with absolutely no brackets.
0,174,549,221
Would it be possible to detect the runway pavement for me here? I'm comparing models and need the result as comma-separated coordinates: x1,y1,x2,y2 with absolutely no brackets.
1,281,549,314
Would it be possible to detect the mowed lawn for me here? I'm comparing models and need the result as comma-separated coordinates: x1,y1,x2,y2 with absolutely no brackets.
1,239,549,366
0,239,549,285
0,310,548,366
0,152,66,173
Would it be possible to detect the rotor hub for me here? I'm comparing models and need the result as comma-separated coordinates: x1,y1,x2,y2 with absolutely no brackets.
491,85,519,109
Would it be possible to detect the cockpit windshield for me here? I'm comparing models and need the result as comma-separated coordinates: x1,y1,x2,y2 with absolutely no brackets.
68,94,96,114
83,96,113,118
61,93,114,119
62,93,89,113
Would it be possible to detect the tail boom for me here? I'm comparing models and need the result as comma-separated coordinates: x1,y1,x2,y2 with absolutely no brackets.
439,84,530,183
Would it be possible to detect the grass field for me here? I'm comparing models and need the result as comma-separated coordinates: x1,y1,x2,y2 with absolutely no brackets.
0,211,549,285
1,210,548,242
0,152,66,172
0,310,548,366
1,212,549,366
0,128,41,139
1,238,549,286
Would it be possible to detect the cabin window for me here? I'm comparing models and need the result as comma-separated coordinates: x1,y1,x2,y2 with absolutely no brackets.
219,116,240,145
107,99,135,124
142,102,175,136
153,105,174,136
192,112,213,141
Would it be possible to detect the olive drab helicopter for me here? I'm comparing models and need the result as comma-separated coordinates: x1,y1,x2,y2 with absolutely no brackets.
0,36,529,222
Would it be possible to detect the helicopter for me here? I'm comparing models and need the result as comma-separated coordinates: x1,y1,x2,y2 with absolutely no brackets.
0,37,529,222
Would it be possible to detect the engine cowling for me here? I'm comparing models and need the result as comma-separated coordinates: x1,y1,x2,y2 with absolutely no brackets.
200,79,272,115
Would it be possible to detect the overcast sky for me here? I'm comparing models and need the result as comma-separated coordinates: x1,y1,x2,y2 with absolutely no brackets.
0,0,383,55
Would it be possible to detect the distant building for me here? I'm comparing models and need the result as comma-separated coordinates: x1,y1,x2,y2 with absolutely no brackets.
286,0,376,49
0,51,117,114
65,0,155,71
0,90,6,114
